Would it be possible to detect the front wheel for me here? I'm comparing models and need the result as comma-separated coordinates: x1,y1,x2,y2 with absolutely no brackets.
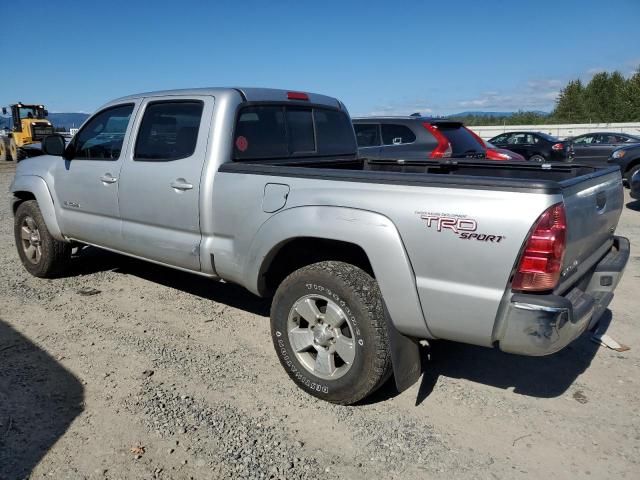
624,165,640,189
14,200,71,277
529,154,546,163
270,261,392,405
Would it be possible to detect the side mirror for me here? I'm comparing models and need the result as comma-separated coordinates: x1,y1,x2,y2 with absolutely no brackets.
42,134,66,156
43,109,49,116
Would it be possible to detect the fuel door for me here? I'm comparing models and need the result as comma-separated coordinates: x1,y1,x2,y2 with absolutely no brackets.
262,183,290,213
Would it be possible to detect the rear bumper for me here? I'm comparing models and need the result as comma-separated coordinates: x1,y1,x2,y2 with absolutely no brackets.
498,236,629,356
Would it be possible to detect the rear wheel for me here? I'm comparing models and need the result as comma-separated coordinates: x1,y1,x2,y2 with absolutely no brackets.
14,200,71,277
0,138,7,161
529,154,546,163
271,261,392,405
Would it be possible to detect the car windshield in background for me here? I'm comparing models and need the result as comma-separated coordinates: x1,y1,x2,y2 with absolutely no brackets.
437,124,484,156
234,105,356,160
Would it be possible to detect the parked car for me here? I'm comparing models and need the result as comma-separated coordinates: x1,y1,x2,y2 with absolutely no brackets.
463,127,525,161
607,143,640,186
630,168,640,200
352,117,486,160
11,87,628,405
488,131,574,162
569,132,640,165
484,142,526,161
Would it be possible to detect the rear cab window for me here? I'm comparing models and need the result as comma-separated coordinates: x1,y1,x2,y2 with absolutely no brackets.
233,105,356,161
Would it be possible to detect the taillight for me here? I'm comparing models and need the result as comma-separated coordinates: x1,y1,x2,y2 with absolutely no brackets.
423,123,452,158
551,143,564,151
287,91,309,101
512,203,567,292
486,148,510,161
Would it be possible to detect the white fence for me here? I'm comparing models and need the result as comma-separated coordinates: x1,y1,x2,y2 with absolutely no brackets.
472,122,640,140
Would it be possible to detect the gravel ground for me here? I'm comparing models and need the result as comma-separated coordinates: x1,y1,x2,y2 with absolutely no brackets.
0,161,639,479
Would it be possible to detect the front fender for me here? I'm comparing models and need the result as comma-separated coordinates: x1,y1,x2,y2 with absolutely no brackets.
246,206,432,339
10,175,64,241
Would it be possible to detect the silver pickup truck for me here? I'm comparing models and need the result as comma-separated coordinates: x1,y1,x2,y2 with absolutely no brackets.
10,88,630,405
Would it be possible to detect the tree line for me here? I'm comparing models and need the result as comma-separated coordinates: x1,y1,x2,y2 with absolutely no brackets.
449,68,640,126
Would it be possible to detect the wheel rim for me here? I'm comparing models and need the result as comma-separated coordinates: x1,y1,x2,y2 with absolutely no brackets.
20,216,42,264
287,294,356,380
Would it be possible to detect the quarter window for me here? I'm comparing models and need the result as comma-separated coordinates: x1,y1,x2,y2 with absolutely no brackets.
73,104,134,160
381,124,416,145
134,101,203,161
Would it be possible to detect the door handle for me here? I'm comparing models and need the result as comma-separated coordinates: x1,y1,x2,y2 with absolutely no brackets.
100,174,117,184
170,179,193,191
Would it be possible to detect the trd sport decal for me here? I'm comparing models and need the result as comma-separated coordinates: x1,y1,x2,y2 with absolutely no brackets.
416,212,505,243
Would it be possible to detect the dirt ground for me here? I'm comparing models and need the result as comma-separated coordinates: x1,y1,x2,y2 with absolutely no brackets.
1,161,638,480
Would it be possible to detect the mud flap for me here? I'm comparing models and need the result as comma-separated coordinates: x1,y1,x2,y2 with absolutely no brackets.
384,303,422,392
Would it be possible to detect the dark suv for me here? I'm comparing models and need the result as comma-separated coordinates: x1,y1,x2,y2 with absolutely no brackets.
352,117,485,160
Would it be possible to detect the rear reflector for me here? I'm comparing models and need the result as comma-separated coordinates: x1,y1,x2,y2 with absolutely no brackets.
287,91,309,101
512,203,567,292
423,122,452,158
552,143,564,151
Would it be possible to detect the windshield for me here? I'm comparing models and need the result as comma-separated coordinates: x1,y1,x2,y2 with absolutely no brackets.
17,106,46,120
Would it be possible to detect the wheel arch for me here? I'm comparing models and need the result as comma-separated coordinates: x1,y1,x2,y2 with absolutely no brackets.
623,157,640,173
246,205,431,339
11,175,64,240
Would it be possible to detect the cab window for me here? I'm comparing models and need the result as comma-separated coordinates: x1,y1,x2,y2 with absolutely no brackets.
134,101,204,161
73,104,134,160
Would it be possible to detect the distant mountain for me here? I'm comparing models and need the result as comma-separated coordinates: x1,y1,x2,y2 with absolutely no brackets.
0,112,89,131
447,110,549,118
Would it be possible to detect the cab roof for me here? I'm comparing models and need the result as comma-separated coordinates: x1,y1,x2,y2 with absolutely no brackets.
110,87,342,109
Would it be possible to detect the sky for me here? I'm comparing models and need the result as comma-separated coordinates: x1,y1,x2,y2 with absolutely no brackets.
1,0,639,116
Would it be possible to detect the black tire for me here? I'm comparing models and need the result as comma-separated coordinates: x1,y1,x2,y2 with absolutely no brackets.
624,164,640,189
529,154,546,163
271,261,392,405
14,200,71,277
0,138,8,161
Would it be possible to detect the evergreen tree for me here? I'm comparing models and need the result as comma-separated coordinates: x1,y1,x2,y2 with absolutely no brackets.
553,80,586,123
625,67,640,121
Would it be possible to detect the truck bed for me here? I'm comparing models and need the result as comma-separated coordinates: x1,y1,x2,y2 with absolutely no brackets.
220,158,618,194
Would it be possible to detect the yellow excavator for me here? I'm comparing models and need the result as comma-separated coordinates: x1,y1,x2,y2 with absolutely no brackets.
0,102,55,162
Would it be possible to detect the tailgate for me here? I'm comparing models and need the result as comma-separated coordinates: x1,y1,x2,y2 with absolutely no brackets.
558,168,624,291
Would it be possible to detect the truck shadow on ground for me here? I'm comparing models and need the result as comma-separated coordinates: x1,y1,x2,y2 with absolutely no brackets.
64,247,607,406
369,311,611,406
64,246,271,316
0,319,84,479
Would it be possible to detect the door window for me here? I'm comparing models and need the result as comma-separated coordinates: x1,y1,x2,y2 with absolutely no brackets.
508,133,533,145
490,133,510,145
381,124,416,145
73,104,134,160
573,135,596,144
134,101,204,161
354,124,380,147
